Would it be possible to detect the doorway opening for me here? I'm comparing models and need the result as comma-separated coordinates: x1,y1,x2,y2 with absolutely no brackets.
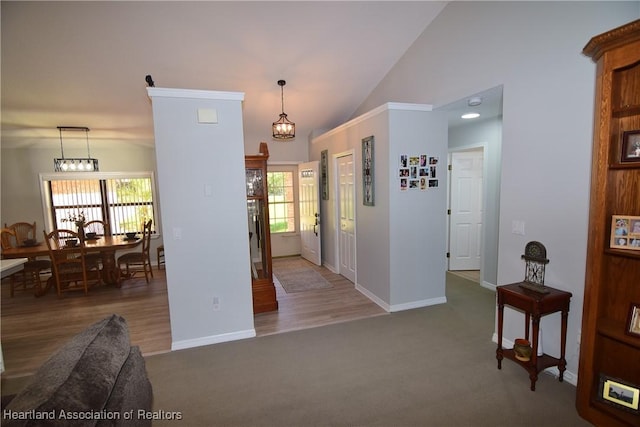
436,85,503,290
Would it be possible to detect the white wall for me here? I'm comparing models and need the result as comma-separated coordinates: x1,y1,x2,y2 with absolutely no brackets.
311,104,448,312
388,109,448,309
147,88,255,350
1,143,157,232
353,2,639,383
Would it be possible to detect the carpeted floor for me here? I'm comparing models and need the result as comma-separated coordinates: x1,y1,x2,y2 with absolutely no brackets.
141,274,591,426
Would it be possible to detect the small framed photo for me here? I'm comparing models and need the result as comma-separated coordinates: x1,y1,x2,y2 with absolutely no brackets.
627,303,640,338
598,375,640,413
610,215,640,250
621,130,640,163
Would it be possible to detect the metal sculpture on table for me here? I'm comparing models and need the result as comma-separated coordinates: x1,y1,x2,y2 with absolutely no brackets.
519,241,550,294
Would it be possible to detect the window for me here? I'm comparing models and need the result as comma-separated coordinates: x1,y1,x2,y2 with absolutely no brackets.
267,171,296,233
41,172,157,235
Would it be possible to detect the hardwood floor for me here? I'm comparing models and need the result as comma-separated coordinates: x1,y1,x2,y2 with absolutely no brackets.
1,269,172,379
1,258,386,379
255,257,387,336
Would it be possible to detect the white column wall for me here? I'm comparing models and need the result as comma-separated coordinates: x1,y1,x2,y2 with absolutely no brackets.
147,88,255,350
311,104,448,312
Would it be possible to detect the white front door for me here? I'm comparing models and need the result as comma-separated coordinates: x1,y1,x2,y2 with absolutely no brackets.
298,161,321,265
337,153,356,283
449,149,483,270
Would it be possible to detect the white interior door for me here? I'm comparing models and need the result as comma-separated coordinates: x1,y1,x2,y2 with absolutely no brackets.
337,153,356,283
298,161,321,265
449,149,483,271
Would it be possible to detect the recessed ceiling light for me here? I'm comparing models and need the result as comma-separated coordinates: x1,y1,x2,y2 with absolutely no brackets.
468,97,482,106
461,113,480,119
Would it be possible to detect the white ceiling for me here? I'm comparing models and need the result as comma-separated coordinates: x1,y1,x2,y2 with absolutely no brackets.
436,85,503,129
2,1,454,150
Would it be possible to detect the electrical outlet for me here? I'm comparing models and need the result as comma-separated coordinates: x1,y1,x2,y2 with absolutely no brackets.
212,296,220,311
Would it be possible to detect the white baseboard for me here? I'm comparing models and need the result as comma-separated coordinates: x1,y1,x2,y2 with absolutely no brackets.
356,284,390,311
355,284,447,313
389,296,447,313
491,333,578,386
481,280,496,291
322,262,338,274
171,329,256,351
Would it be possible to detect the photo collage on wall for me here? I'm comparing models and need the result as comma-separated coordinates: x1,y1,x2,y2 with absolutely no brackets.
398,154,439,191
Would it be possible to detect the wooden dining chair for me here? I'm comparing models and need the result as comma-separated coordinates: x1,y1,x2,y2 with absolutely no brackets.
4,221,37,248
84,220,110,237
117,219,153,284
1,228,52,297
83,220,109,268
157,244,165,269
44,229,101,296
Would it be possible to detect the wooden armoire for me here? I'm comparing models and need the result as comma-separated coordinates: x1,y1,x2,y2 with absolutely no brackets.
577,19,640,426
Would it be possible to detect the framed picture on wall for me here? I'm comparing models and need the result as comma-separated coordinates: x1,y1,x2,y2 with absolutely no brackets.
321,149,329,200
610,215,640,250
621,130,640,164
362,136,374,206
626,303,640,338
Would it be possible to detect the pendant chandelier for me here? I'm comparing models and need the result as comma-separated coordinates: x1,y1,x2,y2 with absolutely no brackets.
272,79,295,140
54,126,99,172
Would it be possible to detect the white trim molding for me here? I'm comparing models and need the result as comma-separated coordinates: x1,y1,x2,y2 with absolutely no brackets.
171,329,256,351
147,87,245,101
312,102,433,143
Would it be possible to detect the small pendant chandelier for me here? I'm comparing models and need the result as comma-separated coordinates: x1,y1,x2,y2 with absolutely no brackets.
54,126,99,172
272,79,295,140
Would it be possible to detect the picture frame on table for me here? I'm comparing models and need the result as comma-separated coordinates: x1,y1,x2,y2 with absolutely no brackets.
626,302,640,338
362,136,374,206
621,130,640,163
598,374,640,413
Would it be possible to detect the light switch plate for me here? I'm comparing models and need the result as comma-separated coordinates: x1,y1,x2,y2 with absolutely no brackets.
511,220,525,235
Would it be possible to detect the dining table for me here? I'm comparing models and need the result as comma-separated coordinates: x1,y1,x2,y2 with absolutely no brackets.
1,235,142,296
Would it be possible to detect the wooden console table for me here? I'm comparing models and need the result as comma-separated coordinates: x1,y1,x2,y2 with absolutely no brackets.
496,282,572,391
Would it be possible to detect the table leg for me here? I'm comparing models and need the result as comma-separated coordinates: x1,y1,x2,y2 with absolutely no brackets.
497,300,504,369
530,315,540,391
559,309,569,382
34,276,55,297
100,249,121,286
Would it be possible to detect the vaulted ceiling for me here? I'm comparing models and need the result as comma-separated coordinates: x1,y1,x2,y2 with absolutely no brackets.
1,1,451,151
